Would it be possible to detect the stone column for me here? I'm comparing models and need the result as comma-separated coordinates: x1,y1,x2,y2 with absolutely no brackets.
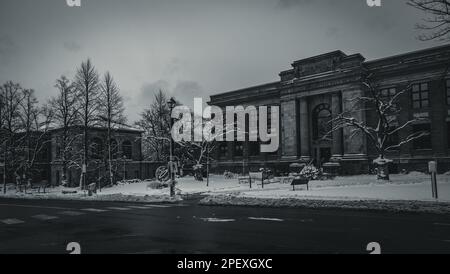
331,92,343,160
299,97,311,161
281,100,298,158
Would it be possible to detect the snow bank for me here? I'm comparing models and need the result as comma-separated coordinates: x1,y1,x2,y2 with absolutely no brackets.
200,195,450,215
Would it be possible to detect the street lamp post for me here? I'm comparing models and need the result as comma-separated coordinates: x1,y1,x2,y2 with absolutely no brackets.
167,97,176,197
122,155,127,181
0,93,5,194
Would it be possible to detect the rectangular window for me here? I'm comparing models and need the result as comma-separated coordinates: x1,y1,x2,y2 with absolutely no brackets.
234,142,244,157
412,124,432,150
219,143,228,158
446,79,450,105
412,83,429,109
380,87,396,100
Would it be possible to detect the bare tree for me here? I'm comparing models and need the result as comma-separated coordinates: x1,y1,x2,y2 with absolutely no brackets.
99,72,126,185
0,82,26,193
49,76,80,186
135,90,172,162
329,77,428,180
16,91,53,185
408,0,450,40
74,59,100,189
0,84,52,191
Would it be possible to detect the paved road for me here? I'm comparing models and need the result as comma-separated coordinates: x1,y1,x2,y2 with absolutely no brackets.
0,197,449,254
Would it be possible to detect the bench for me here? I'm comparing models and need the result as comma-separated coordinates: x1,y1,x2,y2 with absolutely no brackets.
238,172,266,188
291,177,309,191
24,181,50,194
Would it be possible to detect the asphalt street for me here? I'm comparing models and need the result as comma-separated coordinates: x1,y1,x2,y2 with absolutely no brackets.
0,197,449,254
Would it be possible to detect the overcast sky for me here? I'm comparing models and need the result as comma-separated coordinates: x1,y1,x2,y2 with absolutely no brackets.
0,0,447,122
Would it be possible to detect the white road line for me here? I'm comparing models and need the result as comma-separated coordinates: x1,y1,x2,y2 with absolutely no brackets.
82,208,109,212
127,206,149,209
32,214,59,221
248,217,284,222
0,203,72,211
107,207,131,211
434,223,450,227
58,211,85,216
142,204,171,208
200,218,235,223
1,218,25,225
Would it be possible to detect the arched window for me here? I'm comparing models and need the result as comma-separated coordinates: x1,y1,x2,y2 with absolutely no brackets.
110,139,119,159
91,138,104,159
313,104,332,141
122,140,133,159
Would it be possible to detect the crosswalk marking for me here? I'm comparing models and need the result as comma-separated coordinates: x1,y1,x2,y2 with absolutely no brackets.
127,206,149,209
32,214,59,221
1,218,25,225
107,207,131,211
58,211,85,216
82,208,109,212
434,223,450,227
248,217,284,222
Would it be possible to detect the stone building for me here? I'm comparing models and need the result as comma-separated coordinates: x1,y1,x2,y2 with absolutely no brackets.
209,44,450,175
33,125,159,186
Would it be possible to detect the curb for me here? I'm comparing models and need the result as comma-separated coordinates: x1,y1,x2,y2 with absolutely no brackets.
199,195,450,215
0,193,182,204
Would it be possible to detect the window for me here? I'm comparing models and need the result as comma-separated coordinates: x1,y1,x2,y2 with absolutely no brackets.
446,79,450,105
380,87,396,100
234,142,244,157
412,124,431,150
110,139,119,159
91,138,103,159
312,104,332,141
122,140,133,159
412,83,429,109
219,143,228,158
55,136,62,159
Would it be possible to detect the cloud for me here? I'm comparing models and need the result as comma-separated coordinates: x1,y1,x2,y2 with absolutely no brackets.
277,0,313,8
172,80,207,108
0,35,17,66
129,79,207,121
325,27,339,38
63,41,82,52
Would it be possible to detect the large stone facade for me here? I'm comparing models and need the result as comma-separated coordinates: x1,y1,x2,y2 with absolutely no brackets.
209,45,450,175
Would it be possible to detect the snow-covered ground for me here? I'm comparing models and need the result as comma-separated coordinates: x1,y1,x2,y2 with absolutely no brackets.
1,172,449,202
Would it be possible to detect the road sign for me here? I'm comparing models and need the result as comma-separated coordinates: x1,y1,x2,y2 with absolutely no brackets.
428,161,437,173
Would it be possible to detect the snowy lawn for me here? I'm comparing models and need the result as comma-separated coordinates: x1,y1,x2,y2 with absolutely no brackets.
1,172,449,202
84,172,450,202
